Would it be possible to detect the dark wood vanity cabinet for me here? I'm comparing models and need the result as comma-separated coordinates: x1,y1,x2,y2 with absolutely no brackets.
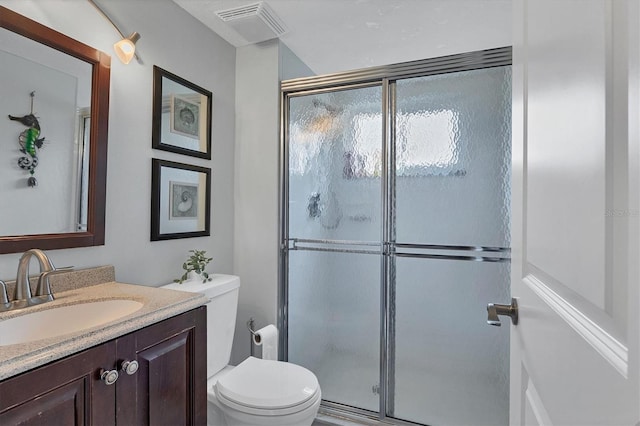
115,307,207,425
0,341,116,425
0,307,206,426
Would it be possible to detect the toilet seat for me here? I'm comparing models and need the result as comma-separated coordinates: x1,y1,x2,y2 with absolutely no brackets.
214,357,320,416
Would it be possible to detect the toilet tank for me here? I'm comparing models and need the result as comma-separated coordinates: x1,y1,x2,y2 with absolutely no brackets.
161,274,240,378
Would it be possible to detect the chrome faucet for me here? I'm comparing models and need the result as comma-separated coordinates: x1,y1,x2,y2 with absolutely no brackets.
0,249,72,312
15,249,55,301
0,280,9,310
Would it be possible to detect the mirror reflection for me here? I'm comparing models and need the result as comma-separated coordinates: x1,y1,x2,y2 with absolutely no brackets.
0,26,92,236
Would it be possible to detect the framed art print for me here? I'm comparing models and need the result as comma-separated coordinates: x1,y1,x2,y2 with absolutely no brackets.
151,159,211,240
152,66,212,159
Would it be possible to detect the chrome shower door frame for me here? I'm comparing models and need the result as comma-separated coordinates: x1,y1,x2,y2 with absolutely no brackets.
279,46,512,424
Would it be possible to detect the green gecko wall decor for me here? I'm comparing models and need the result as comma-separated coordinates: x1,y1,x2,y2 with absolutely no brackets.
8,91,46,187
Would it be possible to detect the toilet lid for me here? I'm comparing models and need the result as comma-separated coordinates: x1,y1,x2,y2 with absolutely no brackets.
215,357,319,410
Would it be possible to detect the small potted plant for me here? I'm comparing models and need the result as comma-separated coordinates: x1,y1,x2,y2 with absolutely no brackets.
174,249,213,284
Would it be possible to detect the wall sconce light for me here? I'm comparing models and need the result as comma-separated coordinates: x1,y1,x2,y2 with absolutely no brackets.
88,0,141,64
114,32,140,64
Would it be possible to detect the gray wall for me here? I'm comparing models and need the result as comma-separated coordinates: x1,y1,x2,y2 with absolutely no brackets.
232,40,313,364
0,0,236,286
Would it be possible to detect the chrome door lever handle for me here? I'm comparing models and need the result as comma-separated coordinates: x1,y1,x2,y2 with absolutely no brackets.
487,298,518,326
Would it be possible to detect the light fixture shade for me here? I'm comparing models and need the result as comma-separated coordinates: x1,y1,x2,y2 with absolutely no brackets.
114,32,140,64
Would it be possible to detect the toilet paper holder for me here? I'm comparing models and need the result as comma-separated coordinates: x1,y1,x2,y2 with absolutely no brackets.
247,318,257,357
247,318,279,360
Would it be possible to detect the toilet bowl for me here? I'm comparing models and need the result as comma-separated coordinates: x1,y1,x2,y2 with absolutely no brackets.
207,357,321,426
161,275,321,426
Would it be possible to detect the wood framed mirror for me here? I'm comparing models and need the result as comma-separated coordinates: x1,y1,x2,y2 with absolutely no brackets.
0,6,110,254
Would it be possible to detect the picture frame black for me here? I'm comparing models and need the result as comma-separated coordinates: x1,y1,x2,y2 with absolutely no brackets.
151,159,211,241
152,66,212,159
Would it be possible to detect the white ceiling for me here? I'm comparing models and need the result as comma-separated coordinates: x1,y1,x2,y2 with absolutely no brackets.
173,0,512,75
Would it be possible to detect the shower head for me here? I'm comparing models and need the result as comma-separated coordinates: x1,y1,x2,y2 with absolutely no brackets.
312,99,343,115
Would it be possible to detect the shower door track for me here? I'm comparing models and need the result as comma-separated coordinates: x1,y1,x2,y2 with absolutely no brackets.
279,46,512,424
281,47,512,92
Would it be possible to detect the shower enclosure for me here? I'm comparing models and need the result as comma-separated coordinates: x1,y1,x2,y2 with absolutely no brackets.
280,48,512,425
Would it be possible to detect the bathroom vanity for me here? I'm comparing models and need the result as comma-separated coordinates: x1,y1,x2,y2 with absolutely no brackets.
0,266,207,425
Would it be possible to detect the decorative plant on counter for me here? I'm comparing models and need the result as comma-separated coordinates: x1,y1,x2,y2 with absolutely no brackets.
174,249,213,284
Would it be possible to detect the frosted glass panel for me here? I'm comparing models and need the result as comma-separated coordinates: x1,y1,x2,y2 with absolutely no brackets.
288,250,380,412
285,64,512,425
395,67,512,247
394,257,510,425
289,86,382,241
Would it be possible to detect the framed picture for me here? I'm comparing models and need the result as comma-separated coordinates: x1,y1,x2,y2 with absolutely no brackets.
152,66,212,159
151,159,211,241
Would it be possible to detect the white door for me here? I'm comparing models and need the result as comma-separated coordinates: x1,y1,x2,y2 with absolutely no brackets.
510,0,640,424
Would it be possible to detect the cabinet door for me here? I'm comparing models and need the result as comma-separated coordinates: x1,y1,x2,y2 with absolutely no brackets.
0,341,116,425
116,307,206,426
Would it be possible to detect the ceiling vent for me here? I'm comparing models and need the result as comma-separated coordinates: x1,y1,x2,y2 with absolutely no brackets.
215,2,287,44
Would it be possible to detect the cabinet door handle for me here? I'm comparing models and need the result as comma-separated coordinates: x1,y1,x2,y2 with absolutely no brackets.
121,360,139,375
100,369,119,385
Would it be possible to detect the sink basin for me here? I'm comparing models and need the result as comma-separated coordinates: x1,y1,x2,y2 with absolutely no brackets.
0,299,144,346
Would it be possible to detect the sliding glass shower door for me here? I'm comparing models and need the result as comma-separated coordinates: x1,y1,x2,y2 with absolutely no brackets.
286,85,383,411
392,67,511,425
281,48,512,425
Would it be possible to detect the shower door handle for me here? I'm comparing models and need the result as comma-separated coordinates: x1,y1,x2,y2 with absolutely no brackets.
486,298,518,326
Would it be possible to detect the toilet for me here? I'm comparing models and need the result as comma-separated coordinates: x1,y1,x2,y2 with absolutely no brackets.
161,275,321,426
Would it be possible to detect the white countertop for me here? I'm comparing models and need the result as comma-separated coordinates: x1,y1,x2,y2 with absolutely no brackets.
0,281,207,381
